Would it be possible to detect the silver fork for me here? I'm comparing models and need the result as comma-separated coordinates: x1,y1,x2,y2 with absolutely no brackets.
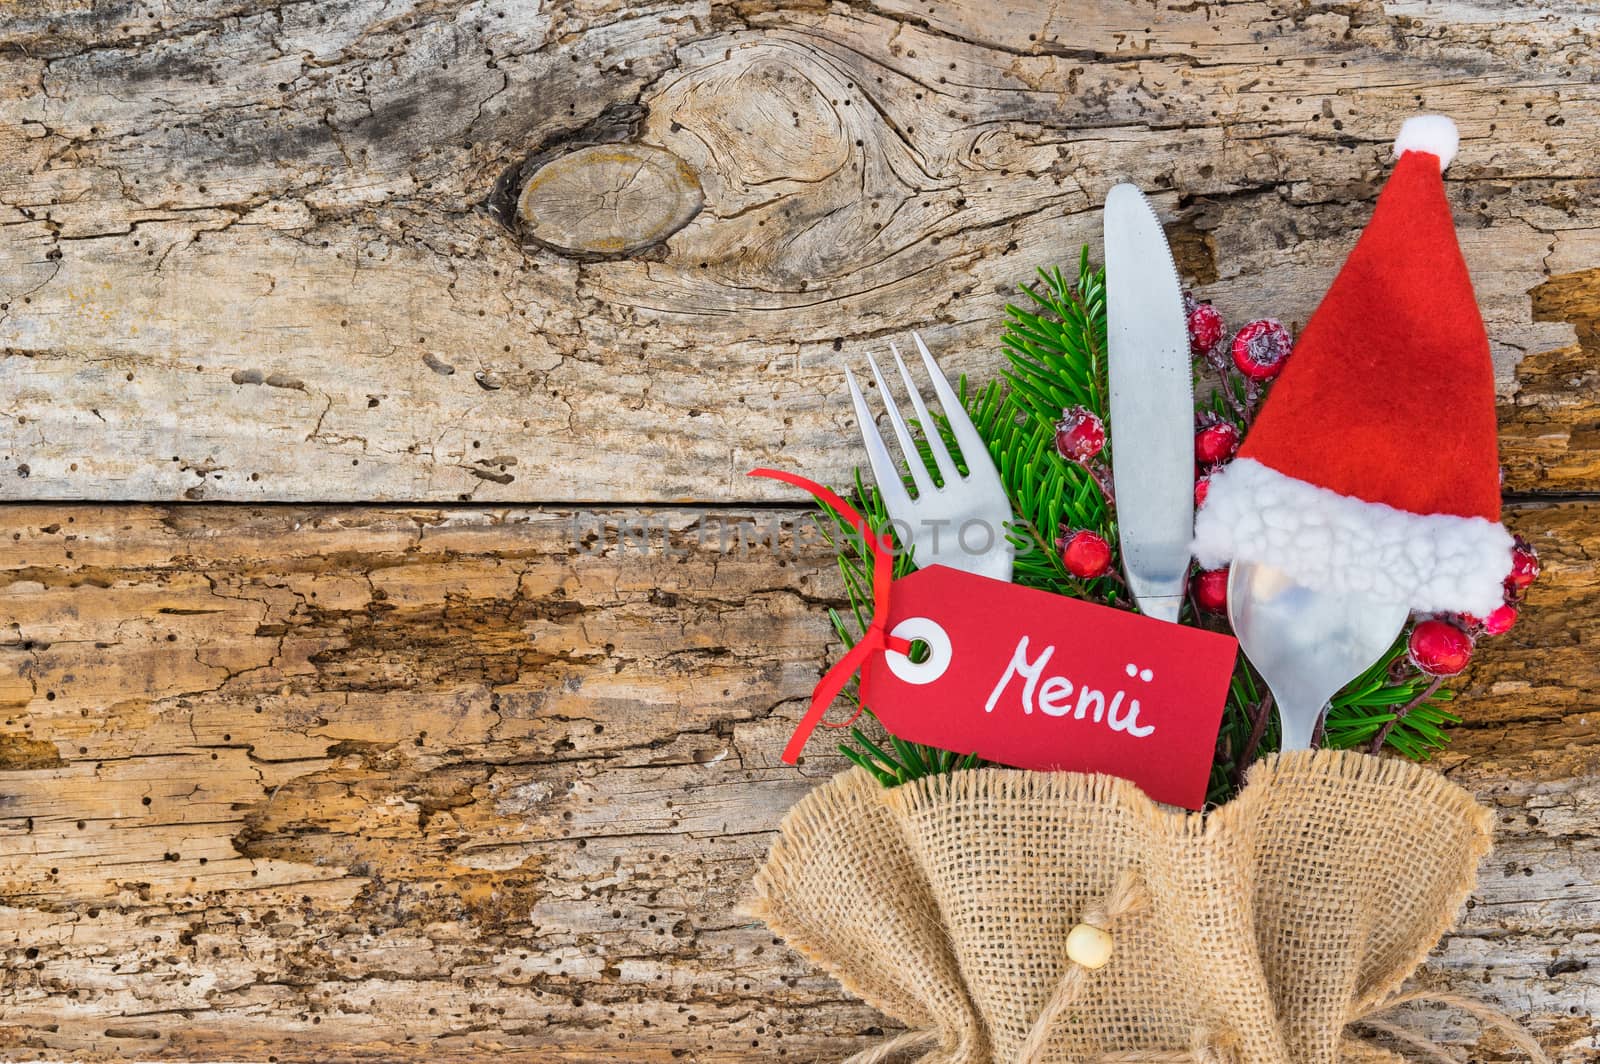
844,331,1015,582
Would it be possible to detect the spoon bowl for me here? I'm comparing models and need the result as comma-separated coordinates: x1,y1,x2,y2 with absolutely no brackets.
1227,560,1410,750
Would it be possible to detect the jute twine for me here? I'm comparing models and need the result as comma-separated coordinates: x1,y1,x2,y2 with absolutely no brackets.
751,750,1544,1064
839,990,1552,1064
841,923,1550,1064
1011,872,1150,1064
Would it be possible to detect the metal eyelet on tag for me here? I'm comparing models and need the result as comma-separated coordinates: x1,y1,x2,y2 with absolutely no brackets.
884,617,951,686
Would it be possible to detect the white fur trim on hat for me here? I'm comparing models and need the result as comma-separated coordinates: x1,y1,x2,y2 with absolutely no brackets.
1193,458,1513,616
1394,114,1459,170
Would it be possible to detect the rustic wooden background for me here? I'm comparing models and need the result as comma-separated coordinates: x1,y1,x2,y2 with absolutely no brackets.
0,0,1596,1060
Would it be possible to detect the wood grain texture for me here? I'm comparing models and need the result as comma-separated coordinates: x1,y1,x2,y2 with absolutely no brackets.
0,503,1595,1062
1,0,1598,1061
517,144,703,257
1,0,1599,501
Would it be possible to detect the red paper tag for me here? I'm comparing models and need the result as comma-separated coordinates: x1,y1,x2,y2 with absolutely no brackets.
859,565,1238,809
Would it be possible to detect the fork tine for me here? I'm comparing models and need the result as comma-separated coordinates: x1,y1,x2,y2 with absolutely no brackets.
911,331,991,475
889,340,958,486
865,350,936,498
844,366,914,518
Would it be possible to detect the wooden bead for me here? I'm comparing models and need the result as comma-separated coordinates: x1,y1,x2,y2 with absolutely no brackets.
1066,922,1114,970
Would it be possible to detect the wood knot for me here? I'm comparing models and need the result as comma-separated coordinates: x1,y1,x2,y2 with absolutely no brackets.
516,144,703,258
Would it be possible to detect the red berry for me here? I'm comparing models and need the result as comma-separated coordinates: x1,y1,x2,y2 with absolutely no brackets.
1054,406,1106,463
1230,319,1293,381
1407,619,1474,676
1481,604,1518,636
1187,302,1225,357
1194,475,1211,509
1505,536,1540,592
1195,421,1241,466
1193,567,1229,612
1060,530,1113,579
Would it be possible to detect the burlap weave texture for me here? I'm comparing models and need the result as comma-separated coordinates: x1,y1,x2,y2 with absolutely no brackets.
749,750,1493,1064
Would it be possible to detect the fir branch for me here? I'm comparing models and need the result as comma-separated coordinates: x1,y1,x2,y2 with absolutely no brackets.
1366,675,1447,754
1232,690,1274,793
1320,634,1457,759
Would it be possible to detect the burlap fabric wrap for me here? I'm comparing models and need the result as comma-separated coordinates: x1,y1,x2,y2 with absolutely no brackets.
749,750,1511,1064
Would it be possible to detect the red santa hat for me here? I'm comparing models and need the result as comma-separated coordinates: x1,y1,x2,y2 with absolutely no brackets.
1193,115,1514,617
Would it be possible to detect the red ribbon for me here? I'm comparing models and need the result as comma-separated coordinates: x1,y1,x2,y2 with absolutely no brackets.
748,468,914,764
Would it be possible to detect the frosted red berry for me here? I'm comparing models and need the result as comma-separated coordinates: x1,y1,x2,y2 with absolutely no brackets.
1060,530,1113,579
1407,619,1474,676
1195,421,1241,466
1481,604,1518,636
1505,536,1540,592
1187,301,1225,357
1230,319,1293,381
1192,567,1229,612
1055,406,1107,463
1194,475,1211,509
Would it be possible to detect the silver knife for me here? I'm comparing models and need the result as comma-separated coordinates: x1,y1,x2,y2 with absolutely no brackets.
1104,184,1194,623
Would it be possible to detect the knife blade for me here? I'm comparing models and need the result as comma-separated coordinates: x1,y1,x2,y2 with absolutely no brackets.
1103,184,1194,623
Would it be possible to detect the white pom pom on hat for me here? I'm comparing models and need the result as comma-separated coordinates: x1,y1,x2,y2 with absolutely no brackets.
1393,114,1459,170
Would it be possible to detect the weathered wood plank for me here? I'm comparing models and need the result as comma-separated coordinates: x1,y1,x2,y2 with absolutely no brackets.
0,502,1593,1061
2,2,1597,1062
2,1,1600,501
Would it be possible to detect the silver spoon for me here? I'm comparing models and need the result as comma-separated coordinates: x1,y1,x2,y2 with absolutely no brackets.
1227,560,1411,750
